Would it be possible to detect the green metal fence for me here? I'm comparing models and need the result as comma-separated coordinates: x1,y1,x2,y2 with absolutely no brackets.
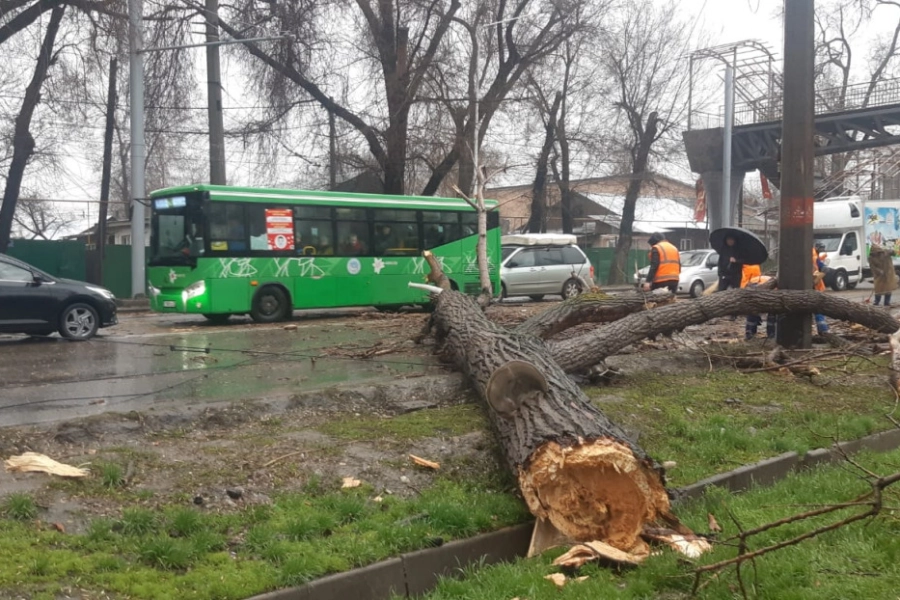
7,239,134,298
585,247,651,286
7,239,87,280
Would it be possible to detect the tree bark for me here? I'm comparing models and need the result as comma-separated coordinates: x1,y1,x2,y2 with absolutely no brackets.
515,289,673,339
549,289,900,372
526,92,562,234
607,111,658,284
429,288,678,554
0,5,64,253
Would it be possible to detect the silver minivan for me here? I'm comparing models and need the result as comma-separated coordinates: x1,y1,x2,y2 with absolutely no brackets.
500,234,593,301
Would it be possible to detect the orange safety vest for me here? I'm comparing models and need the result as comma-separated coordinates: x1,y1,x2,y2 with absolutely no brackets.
812,247,826,292
741,264,762,288
649,240,681,283
746,274,773,287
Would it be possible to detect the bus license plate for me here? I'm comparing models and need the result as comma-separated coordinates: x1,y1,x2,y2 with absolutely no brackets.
163,301,176,308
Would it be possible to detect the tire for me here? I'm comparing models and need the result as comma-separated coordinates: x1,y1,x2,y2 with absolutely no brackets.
831,270,848,292
529,295,545,302
58,303,100,340
203,313,232,324
250,286,290,323
500,283,508,300
561,278,582,300
689,280,705,298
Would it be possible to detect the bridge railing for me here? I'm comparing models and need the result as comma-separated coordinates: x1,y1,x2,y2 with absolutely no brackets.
691,77,900,129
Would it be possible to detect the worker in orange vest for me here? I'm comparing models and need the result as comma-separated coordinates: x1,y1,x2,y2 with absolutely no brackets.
642,232,681,293
742,265,775,340
741,263,762,289
813,242,829,334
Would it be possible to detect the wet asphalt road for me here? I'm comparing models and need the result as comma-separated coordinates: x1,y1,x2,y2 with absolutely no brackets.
0,308,439,428
0,285,883,429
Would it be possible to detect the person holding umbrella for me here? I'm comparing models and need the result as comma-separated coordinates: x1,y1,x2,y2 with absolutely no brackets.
716,234,743,292
709,227,770,292
641,232,681,293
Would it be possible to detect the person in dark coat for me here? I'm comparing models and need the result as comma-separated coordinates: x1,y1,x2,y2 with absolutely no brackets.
717,235,743,291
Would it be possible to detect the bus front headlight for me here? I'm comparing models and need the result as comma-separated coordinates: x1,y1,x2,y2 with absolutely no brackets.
183,280,206,300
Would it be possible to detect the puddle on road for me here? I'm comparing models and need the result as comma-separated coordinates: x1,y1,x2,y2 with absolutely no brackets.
0,322,437,427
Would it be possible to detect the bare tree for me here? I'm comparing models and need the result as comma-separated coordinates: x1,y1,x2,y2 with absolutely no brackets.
602,0,693,285
13,195,67,239
0,5,65,252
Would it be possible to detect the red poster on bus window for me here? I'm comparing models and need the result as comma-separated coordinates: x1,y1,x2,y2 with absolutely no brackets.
265,208,295,251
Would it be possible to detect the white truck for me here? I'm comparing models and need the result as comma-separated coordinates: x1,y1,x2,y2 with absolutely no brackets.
813,196,900,291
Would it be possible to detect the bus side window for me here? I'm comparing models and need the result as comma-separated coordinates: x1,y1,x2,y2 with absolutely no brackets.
336,222,369,256
461,212,478,237
248,206,268,250
422,211,460,248
209,203,247,251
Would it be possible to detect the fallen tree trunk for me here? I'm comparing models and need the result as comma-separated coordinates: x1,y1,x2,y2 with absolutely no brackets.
550,289,900,372
515,289,673,339
422,276,900,558
428,288,680,555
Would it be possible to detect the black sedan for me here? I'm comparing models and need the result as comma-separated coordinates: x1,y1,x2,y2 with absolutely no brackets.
0,254,117,340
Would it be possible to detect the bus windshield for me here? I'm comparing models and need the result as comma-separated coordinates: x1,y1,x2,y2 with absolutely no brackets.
150,194,205,266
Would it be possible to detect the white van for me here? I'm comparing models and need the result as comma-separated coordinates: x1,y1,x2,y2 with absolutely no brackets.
813,196,900,290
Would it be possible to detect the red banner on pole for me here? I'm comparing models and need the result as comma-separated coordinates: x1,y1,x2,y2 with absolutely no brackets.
694,178,707,223
760,172,773,200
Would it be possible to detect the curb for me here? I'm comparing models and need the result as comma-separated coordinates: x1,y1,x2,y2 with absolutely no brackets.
246,427,900,600
674,427,900,502
247,524,533,600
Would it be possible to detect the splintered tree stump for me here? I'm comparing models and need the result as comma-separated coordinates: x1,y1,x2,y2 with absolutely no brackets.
429,289,677,555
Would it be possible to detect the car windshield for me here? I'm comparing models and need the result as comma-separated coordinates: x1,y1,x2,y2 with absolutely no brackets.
681,252,708,267
150,194,205,266
1,256,54,281
501,246,517,262
814,234,842,253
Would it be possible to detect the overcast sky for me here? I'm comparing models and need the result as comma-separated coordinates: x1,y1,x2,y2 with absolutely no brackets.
688,0,784,52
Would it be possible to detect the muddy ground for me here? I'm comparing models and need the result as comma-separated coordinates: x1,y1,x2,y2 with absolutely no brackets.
0,297,878,535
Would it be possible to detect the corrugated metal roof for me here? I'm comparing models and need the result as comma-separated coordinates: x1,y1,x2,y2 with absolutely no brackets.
583,193,706,231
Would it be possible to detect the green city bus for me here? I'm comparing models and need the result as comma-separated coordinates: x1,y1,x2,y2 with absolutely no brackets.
146,184,501,322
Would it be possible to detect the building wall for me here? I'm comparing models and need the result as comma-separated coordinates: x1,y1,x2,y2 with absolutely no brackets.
489,174,698,233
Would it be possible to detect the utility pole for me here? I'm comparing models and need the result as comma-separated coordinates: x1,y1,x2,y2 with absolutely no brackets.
328,108,336,189
97,57,117,286
206,0,226,185
128,0,146,298
777,0,815,348
722,63,734,227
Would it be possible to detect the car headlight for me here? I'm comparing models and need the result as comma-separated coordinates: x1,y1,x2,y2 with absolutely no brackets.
182,280,206,301
86,285,115,300
148,283,161,298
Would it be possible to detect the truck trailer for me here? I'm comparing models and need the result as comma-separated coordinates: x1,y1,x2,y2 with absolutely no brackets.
813,196,900,291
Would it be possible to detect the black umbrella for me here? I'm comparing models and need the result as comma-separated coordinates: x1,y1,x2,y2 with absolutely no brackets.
709,227,769,265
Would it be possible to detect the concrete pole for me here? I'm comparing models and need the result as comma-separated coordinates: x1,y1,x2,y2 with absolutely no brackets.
128,0,146,298
777,0,815,348
723,64,735,227
205,0,226,185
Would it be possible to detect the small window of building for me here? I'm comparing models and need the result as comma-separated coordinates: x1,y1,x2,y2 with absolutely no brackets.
680,238,693,251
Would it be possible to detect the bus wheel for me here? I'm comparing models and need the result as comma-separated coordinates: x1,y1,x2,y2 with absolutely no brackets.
203,313,231,324
251,286,290,323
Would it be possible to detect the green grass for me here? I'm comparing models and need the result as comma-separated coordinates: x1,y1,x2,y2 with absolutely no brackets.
592,369,893,484
317,403,487,442
417,447,900,600
3,493,38,521
0,477,527,599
